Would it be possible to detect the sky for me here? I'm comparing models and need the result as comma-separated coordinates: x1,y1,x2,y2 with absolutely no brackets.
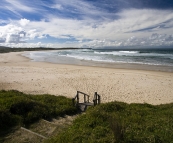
0,0,173,48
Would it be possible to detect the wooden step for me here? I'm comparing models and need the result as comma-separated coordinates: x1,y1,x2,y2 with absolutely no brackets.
50,115,78,125
78,102,94,112
4,127,46,143
27,119,58,138
3,115,78,143
21,127,47,139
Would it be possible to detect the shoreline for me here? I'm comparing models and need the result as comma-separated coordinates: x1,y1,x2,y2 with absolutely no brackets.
0,51,173,105
23,51,173,73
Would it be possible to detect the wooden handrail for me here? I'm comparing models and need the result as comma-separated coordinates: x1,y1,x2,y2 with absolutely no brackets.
72,91,101,107
77,91,90,97
72,91,90,106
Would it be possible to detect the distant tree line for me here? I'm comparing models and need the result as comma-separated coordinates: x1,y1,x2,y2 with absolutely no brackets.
0,46,80,53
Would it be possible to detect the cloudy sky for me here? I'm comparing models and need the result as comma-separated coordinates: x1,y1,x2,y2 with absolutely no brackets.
0,0,173,48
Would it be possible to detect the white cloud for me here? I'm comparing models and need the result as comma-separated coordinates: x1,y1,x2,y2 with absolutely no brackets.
38,35,47,39
51,4,63,10
0,24,23,42
0,19,39,43
52,0,106,18
27,29,39,39
0,6,173,48
6,34,19,43
1,32,173,48
5,0,34,12
37,42,42,46
19,18,30,26
0,0,47,19
0,42,81,48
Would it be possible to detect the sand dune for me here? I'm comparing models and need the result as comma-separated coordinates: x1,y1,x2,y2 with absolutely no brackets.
0,52,173,105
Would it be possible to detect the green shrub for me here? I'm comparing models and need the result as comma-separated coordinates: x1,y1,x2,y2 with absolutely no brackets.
0,90,78,136
0,108,19,130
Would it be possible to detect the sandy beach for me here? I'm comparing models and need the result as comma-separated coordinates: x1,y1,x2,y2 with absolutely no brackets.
0,51,173,105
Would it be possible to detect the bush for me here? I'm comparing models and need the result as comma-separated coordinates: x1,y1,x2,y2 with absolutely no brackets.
0,109,19,130
0,90,78,136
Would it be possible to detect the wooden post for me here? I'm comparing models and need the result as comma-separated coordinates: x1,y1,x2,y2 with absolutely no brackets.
84,94,86,103
95,92,97,105
98,95,100,104
93,92,96,106
87,95,89,103
77,91,79,104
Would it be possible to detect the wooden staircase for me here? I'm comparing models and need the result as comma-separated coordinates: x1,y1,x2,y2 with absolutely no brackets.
72,91,101,112
3,92,101,142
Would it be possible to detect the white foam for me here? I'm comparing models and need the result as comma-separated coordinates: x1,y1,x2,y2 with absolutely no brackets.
59,54,115,63
94,51,139,56
119,51,139,54
22,49,173,67
59,53,165,65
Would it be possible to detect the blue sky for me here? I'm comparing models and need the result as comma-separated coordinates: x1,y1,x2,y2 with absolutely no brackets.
0,0,173,48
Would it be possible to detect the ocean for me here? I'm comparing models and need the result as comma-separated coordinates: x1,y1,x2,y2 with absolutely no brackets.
24,48,173,66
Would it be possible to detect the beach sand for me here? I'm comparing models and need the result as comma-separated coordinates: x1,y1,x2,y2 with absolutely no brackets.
0,51,173,105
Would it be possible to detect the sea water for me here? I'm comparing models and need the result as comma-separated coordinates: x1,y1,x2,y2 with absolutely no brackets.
24,48,173,67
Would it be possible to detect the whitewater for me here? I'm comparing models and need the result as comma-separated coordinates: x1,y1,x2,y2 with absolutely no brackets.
24,48,173,67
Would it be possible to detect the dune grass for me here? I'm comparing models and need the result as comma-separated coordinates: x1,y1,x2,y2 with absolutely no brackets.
0,90,77,140
1,90,173,142
48,101,173,143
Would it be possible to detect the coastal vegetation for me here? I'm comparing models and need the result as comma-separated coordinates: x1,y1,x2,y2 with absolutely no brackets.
1,90,173,142
0,90,77,141
0,46,80,53
48,101,173,143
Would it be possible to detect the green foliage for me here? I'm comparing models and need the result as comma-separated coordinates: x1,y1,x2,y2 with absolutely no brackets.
0,47,80,53
28,95,77,116
0,90,77,137
48,101,173,143
0,108,21,133
1,90,173,142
